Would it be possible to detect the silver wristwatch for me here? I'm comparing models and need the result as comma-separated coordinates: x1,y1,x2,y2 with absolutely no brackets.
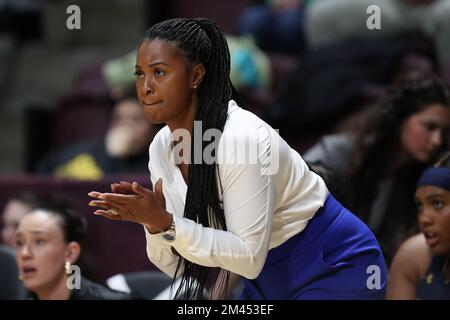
162,220,176,241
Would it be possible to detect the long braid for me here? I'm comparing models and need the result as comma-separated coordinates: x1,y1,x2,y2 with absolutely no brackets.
142,18,233,299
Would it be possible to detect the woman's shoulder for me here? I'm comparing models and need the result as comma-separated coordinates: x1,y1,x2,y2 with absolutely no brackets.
222,100,281,145
148,125,172,161
391,233,432,280
303,133,356,172
220,102,285,159
225,100,267,130
150,125,171,148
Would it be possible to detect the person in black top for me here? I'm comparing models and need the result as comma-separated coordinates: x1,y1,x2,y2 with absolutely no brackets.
387,152,450,299
14,201,138,300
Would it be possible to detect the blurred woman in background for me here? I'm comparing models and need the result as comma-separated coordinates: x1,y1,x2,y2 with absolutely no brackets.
304,71,450,264
387,152,450,299
1,192,49,248
15,202,136,300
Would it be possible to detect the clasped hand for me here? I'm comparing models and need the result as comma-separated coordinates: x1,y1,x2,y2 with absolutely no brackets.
88,179,171,233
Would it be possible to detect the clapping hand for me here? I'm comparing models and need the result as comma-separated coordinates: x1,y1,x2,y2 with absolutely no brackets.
88,179,171,233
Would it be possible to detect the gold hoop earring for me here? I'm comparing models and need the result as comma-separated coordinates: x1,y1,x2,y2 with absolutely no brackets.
65,260,71,275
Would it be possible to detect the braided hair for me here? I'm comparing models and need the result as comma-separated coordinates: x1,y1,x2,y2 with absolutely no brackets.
140,18,242,299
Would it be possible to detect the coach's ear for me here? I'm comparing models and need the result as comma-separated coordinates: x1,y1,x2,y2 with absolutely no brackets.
191,63,205,90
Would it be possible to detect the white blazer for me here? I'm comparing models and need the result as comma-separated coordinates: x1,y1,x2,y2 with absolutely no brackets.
144,100,328,279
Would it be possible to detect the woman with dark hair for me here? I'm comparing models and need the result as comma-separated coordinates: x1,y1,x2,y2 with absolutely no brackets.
89,17,386,300
15,202,136,300
2,192,50,248
387,152,450,299
304,71,450,265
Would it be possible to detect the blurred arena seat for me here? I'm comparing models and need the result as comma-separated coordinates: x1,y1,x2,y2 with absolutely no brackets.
106,271,173,300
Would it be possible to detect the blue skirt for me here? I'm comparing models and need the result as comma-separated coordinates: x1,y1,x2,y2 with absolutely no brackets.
240,194,387,300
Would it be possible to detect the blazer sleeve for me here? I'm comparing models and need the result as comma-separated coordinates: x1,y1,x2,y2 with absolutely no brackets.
144,136,183,278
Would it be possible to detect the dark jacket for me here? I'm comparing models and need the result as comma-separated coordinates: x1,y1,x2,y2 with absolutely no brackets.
27,277,142,300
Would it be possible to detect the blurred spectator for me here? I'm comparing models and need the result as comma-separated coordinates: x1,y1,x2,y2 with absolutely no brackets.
304,71,450,264
269,37,435,136
36,92,159,180
227,35,272,90
102,35,272,94
387,153,450,299
1,192,50,248
0,244,26,299
15,202,138,300
305,0,450,79
101,51,138,99
238,0,312,55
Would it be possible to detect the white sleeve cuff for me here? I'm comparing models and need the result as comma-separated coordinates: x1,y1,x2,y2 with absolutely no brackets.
143,224,172,248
